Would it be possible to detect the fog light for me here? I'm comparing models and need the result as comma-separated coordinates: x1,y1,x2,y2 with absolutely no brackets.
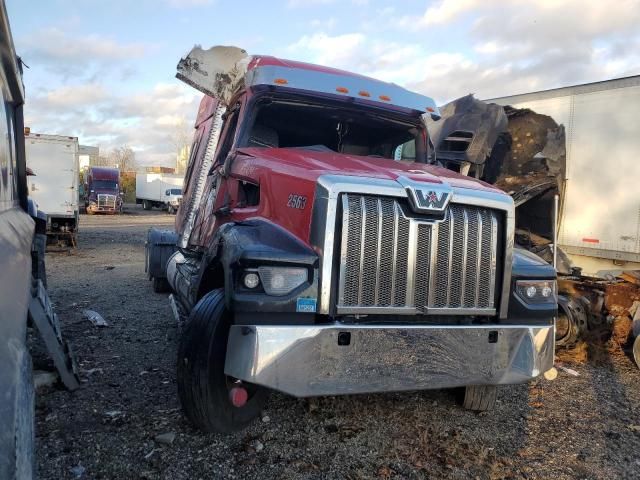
243,272,260,289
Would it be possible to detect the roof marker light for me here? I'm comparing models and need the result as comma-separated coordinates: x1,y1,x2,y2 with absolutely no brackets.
273,78,288,85
379,95,391,101
358,90,371,97
336,86,349,94
426,107,435,112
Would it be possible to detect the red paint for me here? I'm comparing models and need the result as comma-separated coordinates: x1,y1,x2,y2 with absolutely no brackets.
181,61,509,250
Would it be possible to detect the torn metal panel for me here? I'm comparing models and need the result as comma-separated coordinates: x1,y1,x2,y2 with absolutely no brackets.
428,94,507,176
176,45,250,106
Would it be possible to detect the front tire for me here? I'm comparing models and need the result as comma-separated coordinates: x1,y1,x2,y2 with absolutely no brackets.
177,289,268,433
462,385,498,411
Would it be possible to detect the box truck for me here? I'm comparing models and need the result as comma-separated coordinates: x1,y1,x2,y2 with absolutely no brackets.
25,132,79,247
136,173,183,213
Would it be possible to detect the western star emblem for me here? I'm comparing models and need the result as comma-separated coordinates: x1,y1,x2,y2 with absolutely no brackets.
397,176,452,214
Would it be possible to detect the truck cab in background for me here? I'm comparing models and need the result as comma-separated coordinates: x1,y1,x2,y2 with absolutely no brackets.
85,166,122,214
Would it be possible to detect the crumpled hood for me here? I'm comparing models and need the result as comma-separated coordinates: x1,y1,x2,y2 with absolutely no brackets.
236,147,503,193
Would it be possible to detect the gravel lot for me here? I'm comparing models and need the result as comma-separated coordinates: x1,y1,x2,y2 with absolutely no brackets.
34,207,640,480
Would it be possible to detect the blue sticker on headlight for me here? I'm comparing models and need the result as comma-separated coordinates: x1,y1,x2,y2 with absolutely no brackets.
296,297,317,313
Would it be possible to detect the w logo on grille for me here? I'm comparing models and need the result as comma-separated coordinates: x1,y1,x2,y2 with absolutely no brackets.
404,183,451,214
414,189,449,210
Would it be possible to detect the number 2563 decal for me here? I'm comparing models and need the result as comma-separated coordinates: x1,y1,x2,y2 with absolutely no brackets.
287,194,307,210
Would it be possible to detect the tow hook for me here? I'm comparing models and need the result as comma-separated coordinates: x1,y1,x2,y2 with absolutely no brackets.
229,386,248,407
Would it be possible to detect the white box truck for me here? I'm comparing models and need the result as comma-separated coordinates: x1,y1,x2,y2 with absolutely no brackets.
25,132,79,247
488,75,640,276
136,173,183,213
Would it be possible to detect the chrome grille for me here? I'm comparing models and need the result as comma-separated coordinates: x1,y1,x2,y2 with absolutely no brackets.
337,194,499,315
97,194,117,209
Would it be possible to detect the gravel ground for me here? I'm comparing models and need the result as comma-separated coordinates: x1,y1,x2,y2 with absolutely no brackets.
34,207,640,480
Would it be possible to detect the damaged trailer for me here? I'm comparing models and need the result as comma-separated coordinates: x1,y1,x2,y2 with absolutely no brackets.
429,76,640,359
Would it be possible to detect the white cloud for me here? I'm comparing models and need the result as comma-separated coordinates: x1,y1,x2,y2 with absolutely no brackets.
25,81,200,168
20,27,149,80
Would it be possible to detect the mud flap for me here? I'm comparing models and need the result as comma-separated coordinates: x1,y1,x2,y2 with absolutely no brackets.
28,279,80,390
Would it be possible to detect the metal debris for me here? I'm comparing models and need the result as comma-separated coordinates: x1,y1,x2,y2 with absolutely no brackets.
83,309,108,327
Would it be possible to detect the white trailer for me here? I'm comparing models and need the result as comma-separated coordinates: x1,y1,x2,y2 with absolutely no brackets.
488,75,640,276
136,173,183,213
25,132,79,247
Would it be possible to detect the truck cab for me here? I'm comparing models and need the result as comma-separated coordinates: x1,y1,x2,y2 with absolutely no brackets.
85,166,122,214
149,47,557,433
163,188,182,213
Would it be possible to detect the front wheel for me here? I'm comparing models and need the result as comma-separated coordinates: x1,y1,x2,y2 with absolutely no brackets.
461,385,498,411
177,289,268,433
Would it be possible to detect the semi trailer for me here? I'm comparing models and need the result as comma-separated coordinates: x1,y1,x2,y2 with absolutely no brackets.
146,46,557,433
25,132,80,247
428,76,640,358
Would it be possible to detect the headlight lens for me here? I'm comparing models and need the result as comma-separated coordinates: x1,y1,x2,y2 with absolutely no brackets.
515,280,557,304
257,266,307,296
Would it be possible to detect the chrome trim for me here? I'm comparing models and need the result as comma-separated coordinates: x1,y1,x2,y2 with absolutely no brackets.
406,220,418,307
460,209,469,306
390,202,399,304
374,198,383,305
489,212,498,309
475,209,483,307
427,222,439,308
357,195,366,305
225,323,555,397
246,64,440,116
337,306,417,315
315,175,515,318
445,208,455,307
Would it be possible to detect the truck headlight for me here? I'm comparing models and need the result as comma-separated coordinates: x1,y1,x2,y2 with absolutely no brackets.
515,280,557,305
257,266,307,296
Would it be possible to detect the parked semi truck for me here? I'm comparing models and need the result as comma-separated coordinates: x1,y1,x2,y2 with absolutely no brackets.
84,166,122,214
136,173,183,213
25,132,80,247
146,46,557,433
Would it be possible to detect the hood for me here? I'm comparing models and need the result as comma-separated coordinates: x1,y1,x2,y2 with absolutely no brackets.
236,147,503,193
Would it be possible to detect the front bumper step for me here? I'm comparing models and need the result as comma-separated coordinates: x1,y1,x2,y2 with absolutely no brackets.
225,323,554,397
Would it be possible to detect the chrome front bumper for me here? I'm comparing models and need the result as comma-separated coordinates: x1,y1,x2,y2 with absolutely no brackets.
225,323,554,397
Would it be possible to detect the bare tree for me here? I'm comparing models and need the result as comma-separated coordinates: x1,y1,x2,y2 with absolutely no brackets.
108,146,136,172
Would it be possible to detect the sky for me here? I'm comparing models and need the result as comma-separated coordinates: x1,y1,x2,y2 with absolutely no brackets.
6,0,640,168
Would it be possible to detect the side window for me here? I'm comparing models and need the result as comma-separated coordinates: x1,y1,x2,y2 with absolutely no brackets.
214,106,240,166
394,139,417,163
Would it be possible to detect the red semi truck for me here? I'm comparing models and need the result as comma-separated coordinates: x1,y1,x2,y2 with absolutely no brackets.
147,46,557,433
84,166,122,214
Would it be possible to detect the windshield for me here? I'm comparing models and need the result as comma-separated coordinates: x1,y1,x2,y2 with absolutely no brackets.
242,97,427,162
92,180,118,190
167,189,182,195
